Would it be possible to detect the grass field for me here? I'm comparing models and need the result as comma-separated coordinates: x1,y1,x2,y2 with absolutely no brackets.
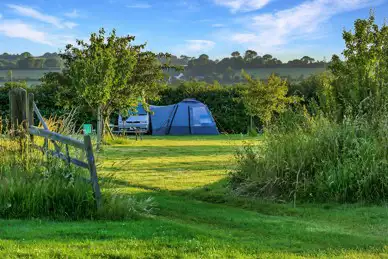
0,135,387,258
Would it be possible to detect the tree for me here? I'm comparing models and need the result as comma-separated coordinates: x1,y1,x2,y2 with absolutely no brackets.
329,12,388,121
58,28,176,148
301,56,315,64
262,54,273,63
244,50,257,62
241,71,301,128
20,52,32,59
199,54,209,60
231,51,241,58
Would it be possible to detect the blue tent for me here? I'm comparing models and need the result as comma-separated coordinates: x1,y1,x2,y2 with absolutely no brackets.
150,99,219,135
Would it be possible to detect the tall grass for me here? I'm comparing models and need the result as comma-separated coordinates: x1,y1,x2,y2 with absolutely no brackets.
0,116,153,220
230,111,388,203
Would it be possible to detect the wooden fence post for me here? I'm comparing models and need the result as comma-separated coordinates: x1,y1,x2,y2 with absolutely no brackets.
84,135,102,209
9,88,28,133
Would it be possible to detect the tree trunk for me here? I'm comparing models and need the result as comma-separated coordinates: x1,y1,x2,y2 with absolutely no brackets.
97,106,103,150
250,116,253,132
104,115,115,140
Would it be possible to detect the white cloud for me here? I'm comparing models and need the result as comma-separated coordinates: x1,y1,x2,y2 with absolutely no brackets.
0,20,53,45
175,40,216,56
126,3,152,9
7,4,77,29
8,4,62,28
212,23,225,28
214,0,271,13
186,40,216,52
64,9,80,18
63,22,78,29
230,0,380,52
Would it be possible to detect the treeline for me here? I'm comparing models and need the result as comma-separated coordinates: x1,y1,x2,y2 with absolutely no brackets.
1,50,327,72
171,51,327,76
0,52,62,70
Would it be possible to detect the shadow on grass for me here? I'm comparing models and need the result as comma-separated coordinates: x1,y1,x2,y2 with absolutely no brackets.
101,145,237,159
0,186,386,255
102,161,232,174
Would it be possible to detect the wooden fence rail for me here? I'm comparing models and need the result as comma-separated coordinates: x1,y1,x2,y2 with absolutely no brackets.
9,88,102,209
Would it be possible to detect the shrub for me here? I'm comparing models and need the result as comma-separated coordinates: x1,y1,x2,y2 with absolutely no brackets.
230,114,388,203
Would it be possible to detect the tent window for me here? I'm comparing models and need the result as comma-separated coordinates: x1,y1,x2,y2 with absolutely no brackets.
191,107,212,126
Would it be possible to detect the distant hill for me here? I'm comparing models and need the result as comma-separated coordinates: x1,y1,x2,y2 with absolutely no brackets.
0,51,329,85
0,52,62,70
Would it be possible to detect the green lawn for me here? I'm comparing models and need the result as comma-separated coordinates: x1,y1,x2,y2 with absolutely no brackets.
0,135,387,258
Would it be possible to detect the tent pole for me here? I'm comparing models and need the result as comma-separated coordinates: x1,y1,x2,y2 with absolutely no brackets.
166,104,178,135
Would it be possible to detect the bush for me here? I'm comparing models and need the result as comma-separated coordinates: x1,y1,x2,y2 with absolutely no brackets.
230,114,388,203
0,136,153,220
230,14,388,204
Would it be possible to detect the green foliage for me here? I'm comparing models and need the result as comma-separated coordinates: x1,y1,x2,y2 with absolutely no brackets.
329,13,388,121
289,71,333,102
45,28,177,145
231,13,388,204
59,28,176,116
60,28,138,114
241,72,301,126
230,114,388,203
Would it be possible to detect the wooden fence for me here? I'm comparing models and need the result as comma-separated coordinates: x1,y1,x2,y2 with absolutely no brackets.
9,88,102,208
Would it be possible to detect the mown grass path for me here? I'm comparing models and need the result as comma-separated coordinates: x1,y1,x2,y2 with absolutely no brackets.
0,135,387,258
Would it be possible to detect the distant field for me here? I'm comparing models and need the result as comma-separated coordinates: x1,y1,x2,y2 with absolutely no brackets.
242,67,326,79
0,69,61,86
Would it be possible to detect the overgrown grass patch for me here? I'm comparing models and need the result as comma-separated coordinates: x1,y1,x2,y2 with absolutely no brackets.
230,115,388,203
0,135,153,220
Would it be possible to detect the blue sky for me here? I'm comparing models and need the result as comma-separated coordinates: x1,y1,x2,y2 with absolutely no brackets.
0,0,387,61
